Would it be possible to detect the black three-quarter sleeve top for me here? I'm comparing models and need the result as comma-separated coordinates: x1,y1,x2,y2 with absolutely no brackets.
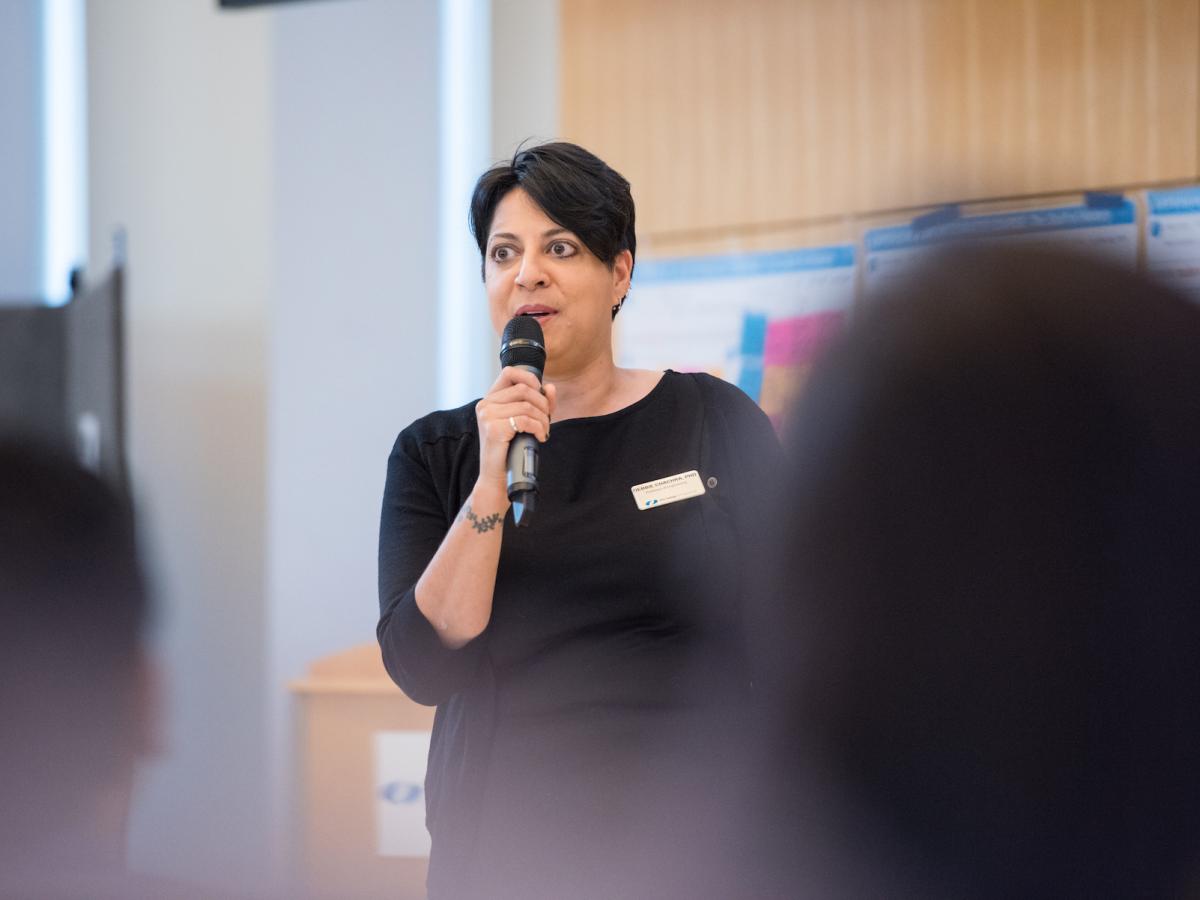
377,371,782,899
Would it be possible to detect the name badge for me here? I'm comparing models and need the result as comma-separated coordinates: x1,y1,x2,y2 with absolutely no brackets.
630,470,705,510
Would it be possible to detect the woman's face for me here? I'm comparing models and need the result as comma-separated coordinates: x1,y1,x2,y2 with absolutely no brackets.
484,187,631,376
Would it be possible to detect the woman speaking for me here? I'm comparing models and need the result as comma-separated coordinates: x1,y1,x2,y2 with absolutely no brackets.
377,142,781,899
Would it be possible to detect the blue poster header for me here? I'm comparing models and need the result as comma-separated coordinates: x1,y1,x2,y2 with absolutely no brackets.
864,201,1136,253
1147,186,1200,216
635,245,856,286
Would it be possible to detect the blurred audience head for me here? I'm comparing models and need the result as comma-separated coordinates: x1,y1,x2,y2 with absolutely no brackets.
0,439,154,880
757,246,1200,898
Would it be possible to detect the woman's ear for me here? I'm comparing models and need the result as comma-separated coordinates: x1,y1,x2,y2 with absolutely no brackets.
612,249,633,300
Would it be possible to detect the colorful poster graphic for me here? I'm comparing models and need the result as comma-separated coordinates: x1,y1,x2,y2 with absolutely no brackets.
617,246,857,426
759,310,845,427
1145,186,1200,304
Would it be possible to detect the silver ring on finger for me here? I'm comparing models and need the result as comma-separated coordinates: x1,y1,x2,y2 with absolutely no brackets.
509,416,519,433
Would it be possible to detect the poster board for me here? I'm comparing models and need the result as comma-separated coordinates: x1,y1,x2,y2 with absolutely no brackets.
617,246,857,426
616,188,1200,426
1144,186,1200,303
861,198,1139,302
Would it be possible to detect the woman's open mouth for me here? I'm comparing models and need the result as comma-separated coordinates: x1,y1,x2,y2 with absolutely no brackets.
515,304,557,321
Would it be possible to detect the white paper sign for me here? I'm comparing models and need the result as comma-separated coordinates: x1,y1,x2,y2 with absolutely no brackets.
1144,187,1200,304
374,730,432,857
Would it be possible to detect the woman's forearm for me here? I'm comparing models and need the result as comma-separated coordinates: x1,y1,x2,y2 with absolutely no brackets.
414,364,552,649
414,480,511,649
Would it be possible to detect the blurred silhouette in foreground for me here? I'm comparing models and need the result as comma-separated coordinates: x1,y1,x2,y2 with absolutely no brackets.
0,441,205,899
750,247,1200,899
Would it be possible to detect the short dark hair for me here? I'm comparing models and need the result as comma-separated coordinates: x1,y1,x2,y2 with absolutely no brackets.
0,439,149,838
469,141,636,311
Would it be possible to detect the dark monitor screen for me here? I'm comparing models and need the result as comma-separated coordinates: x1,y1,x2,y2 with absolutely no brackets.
220,0,342,7
64,267,127,489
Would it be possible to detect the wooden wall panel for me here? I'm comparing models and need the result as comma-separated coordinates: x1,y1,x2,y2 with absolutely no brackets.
560,0,1200,246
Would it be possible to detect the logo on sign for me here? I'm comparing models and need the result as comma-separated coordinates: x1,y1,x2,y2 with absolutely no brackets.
378,781,423,805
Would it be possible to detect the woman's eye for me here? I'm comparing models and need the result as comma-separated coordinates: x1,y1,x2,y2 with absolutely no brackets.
549,241,576,257
491,246,514,263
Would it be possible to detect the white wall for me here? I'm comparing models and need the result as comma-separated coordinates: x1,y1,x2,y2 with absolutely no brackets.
87,0,442,893
85,0,558,893
86,0,274,892
265,0,440,882
266,0,440,686
491,0,559,162
0,0,44,300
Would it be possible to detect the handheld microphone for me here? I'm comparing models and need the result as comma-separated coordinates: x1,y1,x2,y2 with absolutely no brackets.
499,315,546,527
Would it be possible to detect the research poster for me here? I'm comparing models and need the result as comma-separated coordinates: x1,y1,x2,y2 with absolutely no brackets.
617,246,857,426
1144,186,1200,303
861,199,1139,301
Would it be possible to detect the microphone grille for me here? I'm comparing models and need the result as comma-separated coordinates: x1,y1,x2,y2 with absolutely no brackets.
500,316,546,370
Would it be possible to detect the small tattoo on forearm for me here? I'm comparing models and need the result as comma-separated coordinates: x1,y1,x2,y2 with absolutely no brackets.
462,503,503,533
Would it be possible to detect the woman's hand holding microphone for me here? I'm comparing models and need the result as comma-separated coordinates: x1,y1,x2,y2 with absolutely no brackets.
472,367,557,511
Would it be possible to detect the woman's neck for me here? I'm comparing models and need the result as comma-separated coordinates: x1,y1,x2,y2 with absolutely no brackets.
546,354,661,422
546,353,619,421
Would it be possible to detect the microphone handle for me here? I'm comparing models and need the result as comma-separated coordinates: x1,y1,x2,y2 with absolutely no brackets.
506,364,543,526
507,434,539,495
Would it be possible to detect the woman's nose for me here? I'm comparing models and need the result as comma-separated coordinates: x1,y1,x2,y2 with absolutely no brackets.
514,255,548,289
